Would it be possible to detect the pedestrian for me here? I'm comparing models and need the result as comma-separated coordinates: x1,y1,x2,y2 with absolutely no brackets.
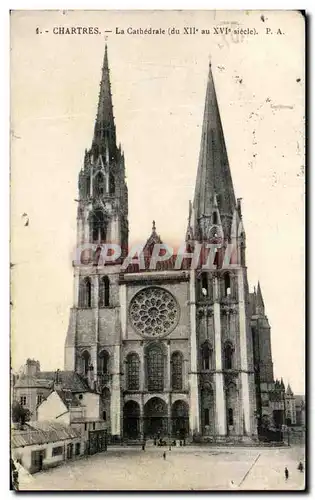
12,469,19,491
284,467,289,480
142,443,145,451
163,452,166,460
154,437,157,446
298,462,304,473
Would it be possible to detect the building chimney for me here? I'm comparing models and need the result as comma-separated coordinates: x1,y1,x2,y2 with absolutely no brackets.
54,369,63,391
25,359,40,376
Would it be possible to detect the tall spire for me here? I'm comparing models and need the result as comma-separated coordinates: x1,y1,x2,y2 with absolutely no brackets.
92,44,117,158
193,63,236,237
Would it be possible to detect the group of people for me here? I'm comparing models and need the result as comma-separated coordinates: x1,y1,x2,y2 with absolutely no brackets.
153,437,186,447
284,462,304,480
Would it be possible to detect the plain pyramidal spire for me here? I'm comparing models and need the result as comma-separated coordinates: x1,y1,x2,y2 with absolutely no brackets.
193,62,236,231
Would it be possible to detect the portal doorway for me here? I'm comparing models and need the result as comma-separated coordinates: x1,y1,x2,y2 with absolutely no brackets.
144,397,168,437
123,400,140,438
171,400,189,438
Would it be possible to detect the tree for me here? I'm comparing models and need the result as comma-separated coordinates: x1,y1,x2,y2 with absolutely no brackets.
12,401,31,427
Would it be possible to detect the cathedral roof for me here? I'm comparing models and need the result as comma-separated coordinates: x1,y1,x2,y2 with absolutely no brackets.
193,63,236,224
143,221,163,253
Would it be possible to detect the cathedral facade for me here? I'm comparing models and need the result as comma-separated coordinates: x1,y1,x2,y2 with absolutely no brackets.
64,45,271,442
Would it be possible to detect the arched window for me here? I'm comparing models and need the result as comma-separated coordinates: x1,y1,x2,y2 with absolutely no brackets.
201,342,212,370
102,410,107,421
228,408,234,426
171,352,183,390
146,344,164,392
214,248,219,267
201,273,208,297
224,273,231,296
85,174,91,198
94,172,104,197
126,353,140,391
213,212,218,225
109,173,115,195
201,385,214,434
99,351,109,375
79,278,92,308
99,276,110,307
223,342,234,370
240,241,246,267
91,209,107,243
82,351,90,375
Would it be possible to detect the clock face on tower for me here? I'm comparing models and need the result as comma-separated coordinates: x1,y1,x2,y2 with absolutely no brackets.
129,287,180,338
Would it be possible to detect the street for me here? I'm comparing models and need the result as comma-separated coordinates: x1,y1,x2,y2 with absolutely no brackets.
19,444,305,491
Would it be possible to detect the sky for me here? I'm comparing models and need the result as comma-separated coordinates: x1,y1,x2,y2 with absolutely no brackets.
10,10,305,393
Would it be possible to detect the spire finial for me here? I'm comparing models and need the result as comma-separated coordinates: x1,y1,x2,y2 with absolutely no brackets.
152,220,156,232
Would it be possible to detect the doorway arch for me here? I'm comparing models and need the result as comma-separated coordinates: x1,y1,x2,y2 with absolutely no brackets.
171,400,189,439
144,397,168,438
123,400,140,438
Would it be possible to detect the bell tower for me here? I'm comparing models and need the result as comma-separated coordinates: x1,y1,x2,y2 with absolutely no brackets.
65,46,128,438
187,62,257,440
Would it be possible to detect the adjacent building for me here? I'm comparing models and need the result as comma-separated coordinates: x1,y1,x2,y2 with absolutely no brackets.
11,421,83,473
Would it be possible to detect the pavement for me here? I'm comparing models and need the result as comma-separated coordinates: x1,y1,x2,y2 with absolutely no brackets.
19,444,306,491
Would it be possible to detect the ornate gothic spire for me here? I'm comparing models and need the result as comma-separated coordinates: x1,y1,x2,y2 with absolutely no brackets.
193,63,236,238
92,44,117,159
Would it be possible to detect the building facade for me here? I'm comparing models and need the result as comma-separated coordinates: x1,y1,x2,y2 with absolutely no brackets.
64,45,280,442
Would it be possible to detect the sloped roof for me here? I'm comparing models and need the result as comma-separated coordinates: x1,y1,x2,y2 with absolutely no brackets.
14,376,53,389
36,371,90,393
55,390,81,408
11,421,81,448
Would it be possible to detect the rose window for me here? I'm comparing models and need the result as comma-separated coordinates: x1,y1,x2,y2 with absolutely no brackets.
129,287,179,338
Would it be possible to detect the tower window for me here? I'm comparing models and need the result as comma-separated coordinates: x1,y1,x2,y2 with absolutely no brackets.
213,212,218,225
99,276,110,307
99,351,109,375
201,342,212,370
91,209,107,243
224,273,231,296
79,278,92,308
228,408,234,426
85,174,91,198
201,273,208,297
82,351,91,376
102,410,107,421
223,342,234,370
204,408,210,426
94,172,104,197
109,173,115,195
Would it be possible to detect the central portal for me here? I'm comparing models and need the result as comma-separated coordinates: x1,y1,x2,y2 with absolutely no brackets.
144,397,168,437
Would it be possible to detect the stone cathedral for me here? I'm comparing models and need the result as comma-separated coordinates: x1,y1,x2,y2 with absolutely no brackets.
65,45,280,442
